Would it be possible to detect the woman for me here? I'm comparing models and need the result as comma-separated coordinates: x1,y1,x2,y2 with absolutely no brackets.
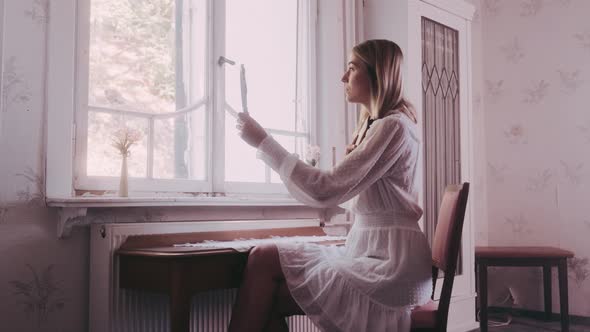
229,39,432,332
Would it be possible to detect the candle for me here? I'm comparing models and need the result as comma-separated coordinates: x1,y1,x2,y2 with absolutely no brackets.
332,147,336,167
240,64,249,114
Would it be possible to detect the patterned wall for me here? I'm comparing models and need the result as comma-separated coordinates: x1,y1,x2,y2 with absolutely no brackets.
0,1,90,331
480,0,590,316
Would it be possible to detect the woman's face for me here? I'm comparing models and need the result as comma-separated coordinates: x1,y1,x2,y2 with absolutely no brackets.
341,53,371,107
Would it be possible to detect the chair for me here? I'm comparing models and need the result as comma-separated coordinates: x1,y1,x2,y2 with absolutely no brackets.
410,183,470,332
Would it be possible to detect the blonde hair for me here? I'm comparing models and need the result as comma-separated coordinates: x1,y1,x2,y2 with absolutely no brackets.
351,39,417,142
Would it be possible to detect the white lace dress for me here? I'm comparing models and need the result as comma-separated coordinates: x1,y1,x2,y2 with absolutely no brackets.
256,113,433,332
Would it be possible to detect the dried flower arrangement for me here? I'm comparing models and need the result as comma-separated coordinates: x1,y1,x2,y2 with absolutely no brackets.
111,127,142,197
112,127,143,156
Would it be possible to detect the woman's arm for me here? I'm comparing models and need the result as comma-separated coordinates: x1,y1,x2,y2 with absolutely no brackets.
256,116,414,208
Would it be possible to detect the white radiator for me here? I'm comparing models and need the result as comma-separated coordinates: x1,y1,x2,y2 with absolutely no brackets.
89,220,323,332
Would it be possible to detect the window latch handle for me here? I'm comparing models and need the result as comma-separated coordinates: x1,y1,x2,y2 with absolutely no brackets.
218,56,236,66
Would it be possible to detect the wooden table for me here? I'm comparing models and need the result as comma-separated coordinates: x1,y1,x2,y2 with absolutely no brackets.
475,246,574,332
117,226,343,332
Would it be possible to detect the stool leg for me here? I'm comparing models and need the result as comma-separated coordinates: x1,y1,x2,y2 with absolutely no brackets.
478,262,488,332
543,265,552,321
475,259,479,317
558,259,570,332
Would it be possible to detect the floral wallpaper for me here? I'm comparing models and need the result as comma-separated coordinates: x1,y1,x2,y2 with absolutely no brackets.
2,56,31,114
0,1,88,331
481,0,590,316
9,264,66,328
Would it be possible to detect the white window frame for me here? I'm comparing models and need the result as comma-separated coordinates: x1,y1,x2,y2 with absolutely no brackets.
46,0,317,199
74,0,213,194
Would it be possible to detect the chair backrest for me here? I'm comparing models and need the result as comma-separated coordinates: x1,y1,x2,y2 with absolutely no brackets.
430,183,470,331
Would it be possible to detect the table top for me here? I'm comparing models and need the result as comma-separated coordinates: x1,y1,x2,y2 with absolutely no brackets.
475,246,574,259
116,226,344,258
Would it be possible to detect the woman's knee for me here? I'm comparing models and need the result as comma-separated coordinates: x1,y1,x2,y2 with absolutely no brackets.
247,244,282,276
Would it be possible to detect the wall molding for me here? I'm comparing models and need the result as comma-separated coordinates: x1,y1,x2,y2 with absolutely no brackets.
488,306,590,327
420,0,475,21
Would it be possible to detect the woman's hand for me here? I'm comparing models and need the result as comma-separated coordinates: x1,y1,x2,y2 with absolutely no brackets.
236,112,268,148
345,144,357,155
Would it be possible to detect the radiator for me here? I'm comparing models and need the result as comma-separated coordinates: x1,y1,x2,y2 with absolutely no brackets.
89,220,322,332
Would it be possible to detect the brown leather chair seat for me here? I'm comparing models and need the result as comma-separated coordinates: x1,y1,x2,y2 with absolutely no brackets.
410,300,438,328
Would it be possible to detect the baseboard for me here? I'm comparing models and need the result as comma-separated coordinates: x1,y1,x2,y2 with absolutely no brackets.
449,320,479,332
487,306,590,326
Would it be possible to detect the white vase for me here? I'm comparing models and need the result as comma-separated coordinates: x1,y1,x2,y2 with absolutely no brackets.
119,154,128,197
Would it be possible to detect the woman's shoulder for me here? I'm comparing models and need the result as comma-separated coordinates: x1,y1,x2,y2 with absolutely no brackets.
374,113,419,141
374,112,415,130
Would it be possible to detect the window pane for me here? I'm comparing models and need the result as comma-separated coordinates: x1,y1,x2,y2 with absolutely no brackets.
422,17,462,272
224,0,297,130
88,0,177,114
86,0,208,182
224,0,299,183
153,108,206,180
224,112,265,182
269,135,307,183
87,111,148,177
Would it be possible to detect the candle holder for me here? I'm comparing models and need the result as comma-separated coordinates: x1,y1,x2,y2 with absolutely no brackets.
305,145,321,167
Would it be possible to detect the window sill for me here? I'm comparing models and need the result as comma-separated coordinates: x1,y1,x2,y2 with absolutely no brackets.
47,195,305,239
46,195,303,208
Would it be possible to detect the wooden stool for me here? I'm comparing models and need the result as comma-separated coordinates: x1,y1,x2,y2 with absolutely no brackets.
475,246,574,332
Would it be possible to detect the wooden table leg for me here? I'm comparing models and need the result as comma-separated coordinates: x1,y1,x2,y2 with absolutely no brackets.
558,259,570,332
475,259,479,318
543,264,552,321
478,261,488,332
170,261,191,332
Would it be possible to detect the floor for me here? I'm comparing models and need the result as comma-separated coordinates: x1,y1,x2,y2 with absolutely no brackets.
470,314,590,332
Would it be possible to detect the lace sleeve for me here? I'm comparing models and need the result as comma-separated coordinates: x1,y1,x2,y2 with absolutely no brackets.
256,116,415,208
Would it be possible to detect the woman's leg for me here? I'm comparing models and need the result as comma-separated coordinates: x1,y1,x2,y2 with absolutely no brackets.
274,279,305,317
228,244,286,332
263,314,288,332
263,280,305,332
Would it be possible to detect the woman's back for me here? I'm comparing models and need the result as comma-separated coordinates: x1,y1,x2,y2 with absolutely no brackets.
351,113,423,220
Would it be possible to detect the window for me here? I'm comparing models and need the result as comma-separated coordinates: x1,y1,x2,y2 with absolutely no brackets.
73,0,316,195
421,17,461,245
421,17,463,273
